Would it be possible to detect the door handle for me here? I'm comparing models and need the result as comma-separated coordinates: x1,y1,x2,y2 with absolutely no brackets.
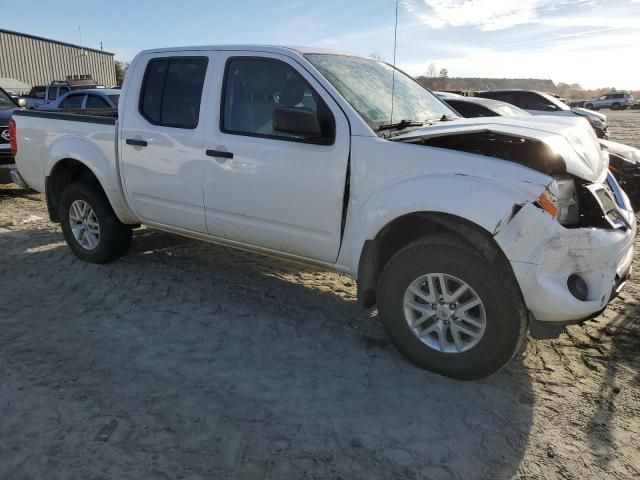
206,149,233,159
126,138,148,147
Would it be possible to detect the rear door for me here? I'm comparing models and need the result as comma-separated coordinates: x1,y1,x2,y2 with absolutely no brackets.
119,52,213,233
201,51,350,262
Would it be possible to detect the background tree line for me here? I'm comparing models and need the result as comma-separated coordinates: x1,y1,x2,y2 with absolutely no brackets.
415,61,639,100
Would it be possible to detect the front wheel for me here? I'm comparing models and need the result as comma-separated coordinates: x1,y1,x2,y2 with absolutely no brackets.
59,180,132,263
377,235,527,380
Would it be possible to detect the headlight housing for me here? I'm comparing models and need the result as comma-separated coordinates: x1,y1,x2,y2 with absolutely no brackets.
537,178,579,226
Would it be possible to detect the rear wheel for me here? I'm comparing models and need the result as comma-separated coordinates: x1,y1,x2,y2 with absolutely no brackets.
59,180,132,263
612,102,621,111
377,235,527,380
585,103,594,110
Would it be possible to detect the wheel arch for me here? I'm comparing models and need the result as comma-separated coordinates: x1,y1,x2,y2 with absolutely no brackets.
45,157,137,224
356,211,522,309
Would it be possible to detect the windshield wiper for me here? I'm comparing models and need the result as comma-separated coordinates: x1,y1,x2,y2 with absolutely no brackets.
377,119,425,132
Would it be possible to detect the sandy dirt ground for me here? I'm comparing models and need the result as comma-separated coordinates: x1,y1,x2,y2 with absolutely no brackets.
1,111,639,480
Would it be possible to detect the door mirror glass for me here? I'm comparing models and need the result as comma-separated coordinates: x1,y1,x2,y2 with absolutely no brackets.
273,107,322,138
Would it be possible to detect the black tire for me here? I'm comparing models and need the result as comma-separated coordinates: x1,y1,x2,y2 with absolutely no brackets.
377,235,527,380
59,180,132,263
585,103,594,110
611,102,621,111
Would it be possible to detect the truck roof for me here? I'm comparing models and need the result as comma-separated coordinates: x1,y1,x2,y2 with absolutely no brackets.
137,45,349,57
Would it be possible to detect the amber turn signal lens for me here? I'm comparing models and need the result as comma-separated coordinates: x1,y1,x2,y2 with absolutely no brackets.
537,191,558,218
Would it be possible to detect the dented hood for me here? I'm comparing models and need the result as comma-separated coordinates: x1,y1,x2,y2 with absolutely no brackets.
395,115,607,182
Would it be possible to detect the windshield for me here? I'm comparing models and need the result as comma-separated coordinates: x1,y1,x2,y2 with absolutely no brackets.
305,54,457,130
0,88,17,110
494,104,529,117
539,92,571,111
108,94,120,105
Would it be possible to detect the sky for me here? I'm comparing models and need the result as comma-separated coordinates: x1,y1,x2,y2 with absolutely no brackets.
2,0,639,89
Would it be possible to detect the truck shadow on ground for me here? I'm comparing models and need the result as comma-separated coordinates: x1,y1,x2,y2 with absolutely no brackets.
586,302,640,465
0,226,534,480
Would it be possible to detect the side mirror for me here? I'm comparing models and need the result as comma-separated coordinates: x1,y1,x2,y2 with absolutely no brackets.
273,107,322,139
17,98,26,108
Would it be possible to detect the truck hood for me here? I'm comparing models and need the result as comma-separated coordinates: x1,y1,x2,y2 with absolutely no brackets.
572,107,607,122
394,115,607,183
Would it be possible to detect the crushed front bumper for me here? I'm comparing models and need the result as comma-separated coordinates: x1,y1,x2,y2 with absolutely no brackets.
495,178,636,324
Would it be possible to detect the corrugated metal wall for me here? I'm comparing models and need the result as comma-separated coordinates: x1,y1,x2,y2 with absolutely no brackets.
0,30,116,89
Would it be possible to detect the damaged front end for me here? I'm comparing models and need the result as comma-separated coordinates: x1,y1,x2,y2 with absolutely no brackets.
494,171,635,337
395,118,636,337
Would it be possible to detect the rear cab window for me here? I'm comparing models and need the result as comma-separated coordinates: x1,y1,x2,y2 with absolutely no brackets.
139,57,208,128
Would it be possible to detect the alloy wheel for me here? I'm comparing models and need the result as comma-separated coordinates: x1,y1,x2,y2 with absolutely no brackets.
69,200,100,250
403,273,487,353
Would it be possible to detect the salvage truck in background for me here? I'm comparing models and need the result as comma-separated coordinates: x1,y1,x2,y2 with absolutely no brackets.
9,46,636,379
0,86,19,183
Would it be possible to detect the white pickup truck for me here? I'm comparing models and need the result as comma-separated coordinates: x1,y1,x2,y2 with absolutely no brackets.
10,45,636,379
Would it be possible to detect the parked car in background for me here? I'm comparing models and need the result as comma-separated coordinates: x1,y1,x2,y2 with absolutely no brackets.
0,86,19,184
38,89,120,111
441,95,640,209
10,45,636,380
548,93,569,104
585,92,635,111
442,95,529,118
604,140,640,209
20,75,102,109
475,89,609,139
432,91,463,99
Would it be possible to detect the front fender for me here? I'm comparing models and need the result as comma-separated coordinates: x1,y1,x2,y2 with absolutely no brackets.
338,173,548,274
47,135,138,224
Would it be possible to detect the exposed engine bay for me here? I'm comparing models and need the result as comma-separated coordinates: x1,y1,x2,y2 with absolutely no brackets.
416,131,567,177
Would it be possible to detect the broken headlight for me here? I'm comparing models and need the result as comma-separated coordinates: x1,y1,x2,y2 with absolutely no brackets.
537,178,579,226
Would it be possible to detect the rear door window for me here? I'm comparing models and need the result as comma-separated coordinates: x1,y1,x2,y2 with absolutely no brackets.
139,57,208,128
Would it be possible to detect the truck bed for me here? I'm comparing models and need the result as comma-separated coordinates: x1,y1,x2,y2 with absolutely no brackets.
12,108,119,195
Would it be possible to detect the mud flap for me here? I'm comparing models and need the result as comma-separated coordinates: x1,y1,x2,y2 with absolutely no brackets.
529,318,565,340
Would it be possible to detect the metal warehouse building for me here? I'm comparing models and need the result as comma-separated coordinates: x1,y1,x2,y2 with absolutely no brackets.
0,29,116,90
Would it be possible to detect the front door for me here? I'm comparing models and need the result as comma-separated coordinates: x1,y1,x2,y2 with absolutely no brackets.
120,52,213,233
202,52,350,262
